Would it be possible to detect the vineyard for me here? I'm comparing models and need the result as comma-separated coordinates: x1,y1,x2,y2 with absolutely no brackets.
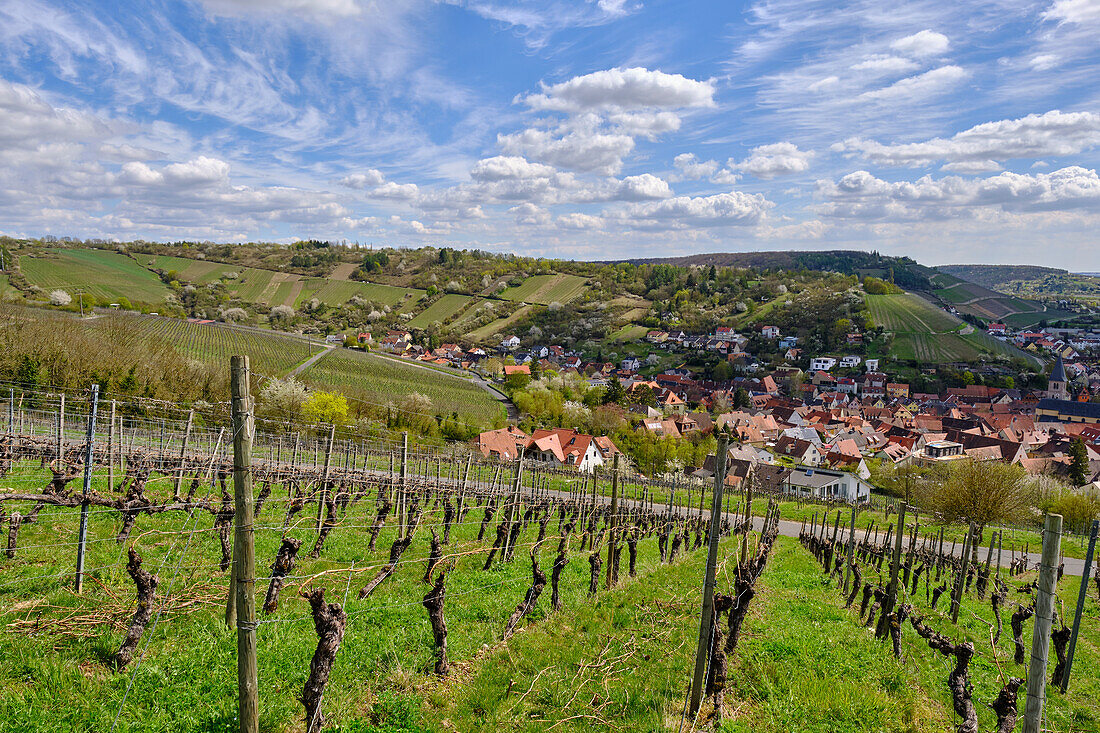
299,349,506,428
20,249,171,305
497,274,589,305
0,388,787,732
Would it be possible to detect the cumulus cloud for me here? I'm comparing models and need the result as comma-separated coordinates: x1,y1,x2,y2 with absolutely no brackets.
557,212,604,229
815,166,1100,221
607,110,682,138
0,79,110,146
616,173,672,201
833,110,1100,167
859,65,967,101
521,67,715,112
613,190,773,227
470,155,558,181
498,120,635,175
889,29,950,57
730,143,814,179
673,153,719,179
369,181,420,200
1043,0,1100,25
339,169,386,188
118,156,230,187
508,202,551,225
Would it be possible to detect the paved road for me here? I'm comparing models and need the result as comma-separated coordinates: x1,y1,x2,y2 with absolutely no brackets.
288,344,336,377
368,351,519,421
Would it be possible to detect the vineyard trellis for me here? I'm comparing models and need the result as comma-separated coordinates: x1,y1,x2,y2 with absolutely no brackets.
0,371,786,731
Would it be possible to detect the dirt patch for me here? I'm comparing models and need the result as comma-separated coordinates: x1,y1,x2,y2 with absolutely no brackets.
330,263,356,280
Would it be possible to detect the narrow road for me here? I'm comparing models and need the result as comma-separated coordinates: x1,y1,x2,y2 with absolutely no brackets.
288,344,335,377
368,351,519,421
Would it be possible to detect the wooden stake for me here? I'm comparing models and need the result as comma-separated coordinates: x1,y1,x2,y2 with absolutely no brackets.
1023,513,1062,733
1059,518,1095,694
74,384,99,594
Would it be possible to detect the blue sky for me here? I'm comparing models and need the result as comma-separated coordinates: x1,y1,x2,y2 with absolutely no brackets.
1,0,1099,268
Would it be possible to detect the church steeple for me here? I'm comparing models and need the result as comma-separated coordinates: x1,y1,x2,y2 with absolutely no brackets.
1048,355,1068,400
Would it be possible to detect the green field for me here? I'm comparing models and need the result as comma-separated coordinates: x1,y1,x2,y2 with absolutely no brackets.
297,278,421,308
20,249,170,304
498,274,588,305
300,348,504,426
406,294,476,329
867,294,962,333
469,304,536,342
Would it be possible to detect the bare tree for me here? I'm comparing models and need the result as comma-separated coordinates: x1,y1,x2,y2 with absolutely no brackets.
918,460,1035,538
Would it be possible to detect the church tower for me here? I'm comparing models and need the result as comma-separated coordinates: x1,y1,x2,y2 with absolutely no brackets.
1047,355,1069,400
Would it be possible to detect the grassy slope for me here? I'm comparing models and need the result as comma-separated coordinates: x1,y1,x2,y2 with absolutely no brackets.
498,274,588,305
20,249,169,304
407,294,476,329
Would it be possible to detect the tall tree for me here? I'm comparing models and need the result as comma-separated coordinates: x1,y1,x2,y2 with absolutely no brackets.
1069,438,1089,486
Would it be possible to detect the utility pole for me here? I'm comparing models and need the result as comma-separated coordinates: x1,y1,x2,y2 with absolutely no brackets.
1060,518,1096,694
228,355,258,733
74,384,99,594
688,435,728,717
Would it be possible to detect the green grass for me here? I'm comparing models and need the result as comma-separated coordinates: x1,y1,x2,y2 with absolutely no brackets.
300,349,504,427
406,294,476,329
607,324,649,342
468,305,536,342
21,249,169,304
498,274,588,305
867,294,962,334
297,279,421,308
867,294,1028,363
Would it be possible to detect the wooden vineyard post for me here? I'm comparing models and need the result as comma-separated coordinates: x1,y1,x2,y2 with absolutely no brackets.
229,356,259,733
1059,518,1096,694
74,384,99,594
107,400,116,490
7,387,12,434
174,409,194,500
887,504,906,609
316,423,336,532
503,455,524,560
951,523,973,624
399,432,408,534
1023,513,1062,733
844,504,857,595
57,392,65,463
605,453,620,589
688,435,728,717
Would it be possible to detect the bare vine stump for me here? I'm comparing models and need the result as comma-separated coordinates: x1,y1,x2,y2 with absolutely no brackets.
503,553,547,640
367,499,390,552
627,531,638,577
263,536,303,615
478,504,495,541
302,587,347,733
858,582,873,619
311,496,338,558
359,535,412,599
991,580,1008,645
1050,625,1072,687
441,498,455,545
254,481,272,517
114,548,158,670
423,570,449,675
423,529,442,583
1011,604,1034,665
931,583,947,610
910,616,977,733
707,593,734,722
551,549,568,612
483,519,508,570
989,677,1023,733
6,511,20,558
588,551,601,595
845,565,861,608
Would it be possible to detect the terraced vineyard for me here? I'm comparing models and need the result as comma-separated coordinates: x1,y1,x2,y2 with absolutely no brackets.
300,348,504,427
498,273,588,304
20,249,169,304
867,294,961,333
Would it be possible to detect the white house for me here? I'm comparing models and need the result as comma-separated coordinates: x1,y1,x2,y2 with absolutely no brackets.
840,355,861,368
779,336,799,349
620,356,641,371
864,359,880,372
784,466,873,503
810,357,837,371
761,325,780,339
501,335,521,349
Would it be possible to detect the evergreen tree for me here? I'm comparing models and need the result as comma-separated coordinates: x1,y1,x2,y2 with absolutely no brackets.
1069,438,1089,486
603,375,626,405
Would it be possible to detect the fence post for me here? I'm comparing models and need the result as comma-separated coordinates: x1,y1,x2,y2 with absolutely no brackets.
173,409,194,500
1023,513,1062,733
605,453,620,589
844,505,857,595
951,522,973,624
7,387,12,434
1060,518,1097,694
74,384,99,594
503,455,524,560
887,504,907,607
56,392,65,463
107,400,116,490
229,356,259,733
688,435,728,717
316,423,336,532
399,432,408,534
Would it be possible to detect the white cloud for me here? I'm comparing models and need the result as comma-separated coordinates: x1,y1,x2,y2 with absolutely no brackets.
613,190,773,227
616,173,672,200
118,156,230,187
834,110,1100,167
859,65,967,101
470,155,558,181
807,76,839,92
521,67,715,113
370,181,420,200
508,202,551,225
1029,54,1061,71
816,166,1100,221
498,120,635,175
941,160,1003,174
851,56,920,74
198,0,362,19
1043,0,1100,25
557,212,604,229
607,110,682,138
339,169,386,188
730,142,814,179
889,29,950,57
0,79,109,146
673,153,719,180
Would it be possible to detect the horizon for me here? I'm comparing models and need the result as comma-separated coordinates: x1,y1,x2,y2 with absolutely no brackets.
1,1,1099,268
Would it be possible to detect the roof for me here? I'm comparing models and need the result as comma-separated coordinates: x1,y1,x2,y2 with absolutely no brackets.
1051,355,1067,383
1036,398,1100,420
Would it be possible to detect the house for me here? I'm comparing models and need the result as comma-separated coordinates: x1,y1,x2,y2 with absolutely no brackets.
836,377,858,394
503,364,530,376
621,356,641,371
501,335,521,349
846,333,864,345
773,436,823,465
357,332,373,344
988,323,1007,336
811,370,837,387
714,326,738,342
810,357,837,371
779,336,800,350
886,382,910,400
761,325,780,339
521,429,620,472
645,330,669,343
784,466,873,503
840,355,861,368
473,427,528,461
865,359,880,372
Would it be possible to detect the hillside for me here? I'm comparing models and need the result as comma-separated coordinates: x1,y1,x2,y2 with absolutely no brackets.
932,268,1088,328
940,264,1068,289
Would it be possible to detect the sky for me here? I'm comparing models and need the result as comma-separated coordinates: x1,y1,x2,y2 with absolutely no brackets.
1,0,1099,268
